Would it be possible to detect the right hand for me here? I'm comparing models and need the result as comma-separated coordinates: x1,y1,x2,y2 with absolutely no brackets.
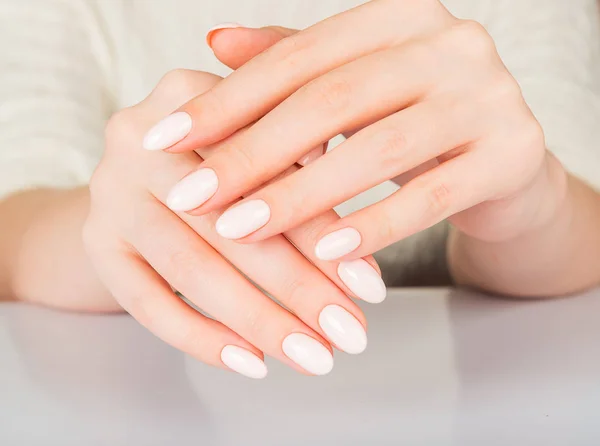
83,68,384,379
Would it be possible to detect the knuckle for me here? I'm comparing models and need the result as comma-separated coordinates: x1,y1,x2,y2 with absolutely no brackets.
88,164,114,201
158,69,197,95
280,274,311,308
294,213,332,244
375,212,397,244
303,75,352,111
156,69,220,105
491,73,523,102
225,143,259,176
159,68,195,86
424,180,454,220
374,127,410,169
243,306,268,339
189,86,227,121
269,33,310,67
449,20,497,60
104,108,137,146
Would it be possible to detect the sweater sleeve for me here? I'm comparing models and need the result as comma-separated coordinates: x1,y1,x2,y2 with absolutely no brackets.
481,0,600,189
0,0,114,200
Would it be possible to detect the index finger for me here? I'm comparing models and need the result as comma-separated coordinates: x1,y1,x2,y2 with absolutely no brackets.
142,0,451,152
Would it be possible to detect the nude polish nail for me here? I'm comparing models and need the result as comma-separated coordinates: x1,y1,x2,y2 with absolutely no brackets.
215,199,271,239
282,333,334,376
206,22,244,47
318,305,367,354
166,168,218,212
221,345,268,379
338,259,387,304
142,112,192,151
315,227,362,261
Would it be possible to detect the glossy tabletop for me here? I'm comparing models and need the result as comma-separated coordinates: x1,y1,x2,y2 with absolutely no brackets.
1,287,599,445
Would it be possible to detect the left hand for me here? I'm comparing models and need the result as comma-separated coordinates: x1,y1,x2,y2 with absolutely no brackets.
143,0,560,261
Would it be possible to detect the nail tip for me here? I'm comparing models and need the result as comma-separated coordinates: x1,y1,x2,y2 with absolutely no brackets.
314,360,334,376
142,112,192,151
206,23,244,48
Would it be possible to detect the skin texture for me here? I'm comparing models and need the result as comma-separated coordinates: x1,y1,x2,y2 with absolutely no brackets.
149,0,600,297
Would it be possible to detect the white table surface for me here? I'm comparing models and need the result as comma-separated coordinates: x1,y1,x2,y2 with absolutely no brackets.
1,287,599,445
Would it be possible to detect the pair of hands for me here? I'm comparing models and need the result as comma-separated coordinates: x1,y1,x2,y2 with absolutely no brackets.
84,0,556,378
84,32,381,379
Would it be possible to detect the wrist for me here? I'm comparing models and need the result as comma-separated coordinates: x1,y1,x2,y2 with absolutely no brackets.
1,187,118,311
522,150,571,234
455,150,570,244
0,189,54,300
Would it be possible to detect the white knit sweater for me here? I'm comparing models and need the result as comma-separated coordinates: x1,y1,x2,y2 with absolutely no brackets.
1,0,599,284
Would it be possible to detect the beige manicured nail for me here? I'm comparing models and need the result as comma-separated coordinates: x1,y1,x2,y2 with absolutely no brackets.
315,227,362,261
166,168,218,212
221,345,268,379
216,199,271,239
142,112,192,151
338,259,387,304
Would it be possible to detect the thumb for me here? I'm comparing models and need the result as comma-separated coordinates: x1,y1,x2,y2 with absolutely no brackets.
206,25,299,70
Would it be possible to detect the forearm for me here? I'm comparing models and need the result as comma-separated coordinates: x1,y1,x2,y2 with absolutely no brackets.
449,171,600,297
0,187,121,311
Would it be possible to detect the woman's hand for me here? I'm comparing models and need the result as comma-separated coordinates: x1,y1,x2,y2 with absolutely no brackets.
141,0,556,263
83,69,383,379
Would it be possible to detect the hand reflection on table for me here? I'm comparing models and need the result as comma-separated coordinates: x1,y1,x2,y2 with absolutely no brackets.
2,287,600,445
1,306,216,443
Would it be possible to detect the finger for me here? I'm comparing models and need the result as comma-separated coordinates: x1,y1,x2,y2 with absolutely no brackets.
167,131,383,304
142,68,382,305
172,42,439,217
210,27,367,145
208,26,298,70
313,150,496,260
283,211,387,304
214,97,475,242
85,241,268,379
127,197,335,375
146,150,369,355
142,0,452,151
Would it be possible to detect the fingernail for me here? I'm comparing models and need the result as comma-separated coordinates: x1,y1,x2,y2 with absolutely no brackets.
221,345,268,379
166,168,218,212
338,259,387,304
282,333,334,376
315,227,361,260
143,112,192,151
206,22,244,47
298,142,328,167
318,305,367,354
216,199,271,239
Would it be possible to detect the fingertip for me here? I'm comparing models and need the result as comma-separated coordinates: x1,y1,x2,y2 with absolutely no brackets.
209,27,291,70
